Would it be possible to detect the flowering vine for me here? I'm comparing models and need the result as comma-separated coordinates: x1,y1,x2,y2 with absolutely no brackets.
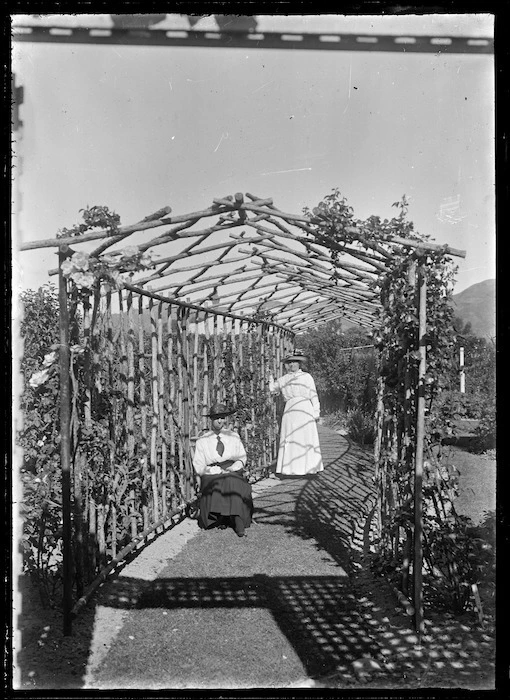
61,247,158,294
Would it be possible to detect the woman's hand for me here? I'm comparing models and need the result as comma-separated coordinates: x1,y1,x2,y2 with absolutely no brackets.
206,465,223,475
227,460,244,472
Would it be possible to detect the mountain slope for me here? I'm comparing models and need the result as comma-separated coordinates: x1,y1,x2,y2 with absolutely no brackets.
452,279,495,338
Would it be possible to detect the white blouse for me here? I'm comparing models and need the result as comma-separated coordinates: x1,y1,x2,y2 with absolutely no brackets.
192,429,247,477
269,369,321,420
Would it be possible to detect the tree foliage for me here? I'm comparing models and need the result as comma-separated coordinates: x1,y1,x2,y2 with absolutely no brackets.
298,320,377,414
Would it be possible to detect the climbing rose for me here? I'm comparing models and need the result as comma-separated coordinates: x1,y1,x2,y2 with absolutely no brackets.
42,350,58,367
29,368,51,388
71,251,90,271
120,245,139,259
100,253,118,265
140,250,156,268
61,259,75,276
71,271,96,289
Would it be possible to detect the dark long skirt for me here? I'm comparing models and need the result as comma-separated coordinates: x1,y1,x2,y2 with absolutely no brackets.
198,472,253,530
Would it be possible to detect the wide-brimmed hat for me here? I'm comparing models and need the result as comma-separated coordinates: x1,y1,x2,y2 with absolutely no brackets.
283,351,307,364
205,402,236,418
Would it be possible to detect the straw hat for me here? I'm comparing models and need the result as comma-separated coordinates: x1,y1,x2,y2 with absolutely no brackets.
205,402,236,418
283,351,307,364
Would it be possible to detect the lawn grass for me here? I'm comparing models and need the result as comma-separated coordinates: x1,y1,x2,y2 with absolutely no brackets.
449,445,496,525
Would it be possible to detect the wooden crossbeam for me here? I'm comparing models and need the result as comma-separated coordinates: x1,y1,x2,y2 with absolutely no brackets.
291,309,375,331
137,218,242,253
249,260,377,302
170,244,237,297
222,281,296,310
246,244,375,288
233,289,328,316
243,218,389,274
147,266,263,297
154,229,212,276
258,233,381,278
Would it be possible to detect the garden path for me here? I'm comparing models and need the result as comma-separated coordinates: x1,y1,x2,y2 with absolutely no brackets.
17,426,495,690
83,425,380,689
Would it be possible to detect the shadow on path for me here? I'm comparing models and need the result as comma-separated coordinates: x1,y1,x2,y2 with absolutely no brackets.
253,427,376,570
23,427,493,690
88,427,386,689
93,571,383,686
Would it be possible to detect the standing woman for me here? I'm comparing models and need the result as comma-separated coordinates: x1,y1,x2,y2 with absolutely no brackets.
192,402,253,537
268,351,324,477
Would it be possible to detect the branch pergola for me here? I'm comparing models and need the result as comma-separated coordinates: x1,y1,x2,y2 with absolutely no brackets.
21,191,465,333
20,193,466,638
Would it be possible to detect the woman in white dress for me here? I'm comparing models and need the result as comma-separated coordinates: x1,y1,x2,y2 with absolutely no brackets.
268,351,324,477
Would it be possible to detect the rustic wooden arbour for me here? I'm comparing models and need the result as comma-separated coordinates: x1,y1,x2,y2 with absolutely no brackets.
20,192,465,636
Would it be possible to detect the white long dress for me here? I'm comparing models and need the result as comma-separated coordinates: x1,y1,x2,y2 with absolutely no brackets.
269,369,324,476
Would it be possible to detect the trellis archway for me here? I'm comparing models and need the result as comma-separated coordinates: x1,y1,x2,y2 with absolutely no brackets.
20,192,466,635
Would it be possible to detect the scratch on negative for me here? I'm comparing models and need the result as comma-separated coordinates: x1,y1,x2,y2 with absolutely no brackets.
261,167,312,175
343,63,352,115
252,80,275,94
214,133,229,153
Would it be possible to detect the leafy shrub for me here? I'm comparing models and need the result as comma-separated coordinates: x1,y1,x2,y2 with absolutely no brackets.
346,409,375,445
299,321,377,414
436,391,487,421
427,390,495,452
322,409,348,431
472,400,496,453
17,285,63,604
424,509,495,613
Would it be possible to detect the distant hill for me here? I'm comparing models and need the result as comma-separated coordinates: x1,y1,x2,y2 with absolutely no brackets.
452,279,495,339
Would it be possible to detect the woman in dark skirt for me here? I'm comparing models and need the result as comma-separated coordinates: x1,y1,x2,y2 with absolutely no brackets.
192,403,253,537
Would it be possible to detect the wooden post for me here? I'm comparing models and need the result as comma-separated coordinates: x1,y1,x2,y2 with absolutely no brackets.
219,316,227,404
202,313,211,430
88,499,96,575
192,310,200,434
138,294,147,536
248,325,255,428
105,290,115,551
82,300,92,427
58,246,73,636
373,376,385,540
239,321,249,447
459,346,465,394
126,291,136,458
259,324,268,464
166,305,176,508
150,299,160,522
400,261,417,587
213,314,220,403
158,303,168,517
414,264,427,638
180,307,192,500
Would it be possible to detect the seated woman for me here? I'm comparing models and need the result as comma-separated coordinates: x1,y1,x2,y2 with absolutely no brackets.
192,403,253,538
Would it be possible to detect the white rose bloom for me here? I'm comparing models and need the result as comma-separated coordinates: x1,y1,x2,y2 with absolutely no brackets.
72,251,90,271
120,245,139,258
29,368,51,388
42,351,58,367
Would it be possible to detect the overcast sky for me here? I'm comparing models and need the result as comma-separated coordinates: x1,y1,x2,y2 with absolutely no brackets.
12,13,495,294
